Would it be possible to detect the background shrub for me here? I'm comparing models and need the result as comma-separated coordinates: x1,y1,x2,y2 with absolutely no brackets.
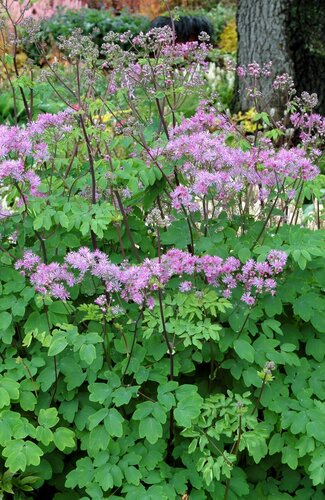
22,8,150,63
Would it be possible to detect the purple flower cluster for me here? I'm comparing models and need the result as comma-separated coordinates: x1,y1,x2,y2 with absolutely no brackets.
0,160,43,198
236,61,273,79
0,109,73,158
272,73,295,91
236,250,287,305
169,105,217,137
290,112,325,144
104,27,210,104
170,185,199,212
0,109,74,205
15,247,287,307
150,108,319,212
0,207,13,220
15,251,74,300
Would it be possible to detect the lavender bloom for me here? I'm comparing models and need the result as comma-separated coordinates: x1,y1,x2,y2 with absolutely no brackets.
0,109,74,203
16,247,287,308
179,281,192,292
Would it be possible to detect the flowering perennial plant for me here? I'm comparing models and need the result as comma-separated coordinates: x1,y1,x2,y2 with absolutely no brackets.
151,106,320,219
0,109,73,203
0,11,324,500
16,247,287,306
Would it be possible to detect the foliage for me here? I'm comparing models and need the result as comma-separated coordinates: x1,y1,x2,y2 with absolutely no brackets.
0,8,324,499
21,8,150,63
219,18,237,53
171,3,236,44
3,0,84,22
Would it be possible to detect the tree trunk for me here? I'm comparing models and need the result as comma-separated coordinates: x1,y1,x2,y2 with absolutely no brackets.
287,0,325,114
235,0,325,115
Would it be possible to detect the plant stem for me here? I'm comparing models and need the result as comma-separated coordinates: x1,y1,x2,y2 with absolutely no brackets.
79,114,98,250
252,373,267,415
224,415,242,500
114,190,140,263
158,288,174,460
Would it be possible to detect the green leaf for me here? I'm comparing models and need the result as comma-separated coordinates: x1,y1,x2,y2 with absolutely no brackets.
174,390,203,428
65,457,95,488
157,382,177,410
3,440,43,473
188,438,198,454
0,416,12,446
0,378,19,400
290,412,308,434
160,220,191,248
229,307,249,332
0,312,12,330
245,430,268,463
230,468,250,497
123,466,141,486
48,333,68,356
38,408,59,428
53,427,75,451
88,408,108,431
234,339,255,363
269,433,284,455
3,442,27,473
296,435,315,457
112,386,138,407
282,446,298,469
293,294,323,322
59,212,69,228
308,449,325,485
94,466,113,491
238,247,251,263
306,338,325,362
0,296,15,311
263,295,283,317
139,417,162,444
311,311,325,333
89,383,112,404
60,357,86,390
104,409,124,438
79,344,97,365
154,90,165,99
24,311,50,334
0,388,10,408
89,425,110,452
12,300,25,317
306,420,325,443
133,401,154,420
36,425,53,446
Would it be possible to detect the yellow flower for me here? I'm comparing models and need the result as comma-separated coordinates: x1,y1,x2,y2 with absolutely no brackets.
233,107,260,133
219,19,238,54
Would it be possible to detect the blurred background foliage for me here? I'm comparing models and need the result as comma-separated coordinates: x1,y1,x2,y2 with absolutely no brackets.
0,0,237,124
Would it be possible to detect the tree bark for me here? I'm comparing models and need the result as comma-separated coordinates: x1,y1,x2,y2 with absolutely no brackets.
287,0,325,114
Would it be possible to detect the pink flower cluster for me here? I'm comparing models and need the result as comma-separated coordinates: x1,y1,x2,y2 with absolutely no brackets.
106,27,210,102
150,108,319,211
272,73,295,91
0,110,73,159
290,112,325,144
236,250,287,305
15,247,287,307
169,105,217,137
170,185,199,212
0,110,73,206
0,160,42,197
236,61,273,79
